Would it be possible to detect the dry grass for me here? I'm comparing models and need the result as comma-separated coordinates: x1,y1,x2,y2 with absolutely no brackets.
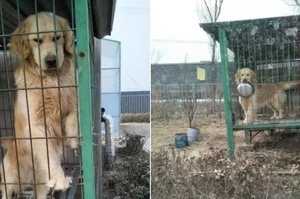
121,113,150,123
151,114,229,152
151,116,188,151
151,110,300,199
151,146,300,199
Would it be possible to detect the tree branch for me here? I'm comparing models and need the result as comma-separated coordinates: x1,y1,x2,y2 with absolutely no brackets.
283,0,300,7
216,0,224,20
204,0,214,22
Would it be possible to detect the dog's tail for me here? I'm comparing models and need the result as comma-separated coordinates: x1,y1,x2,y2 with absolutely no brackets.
278,80,300,90
0,137,15,149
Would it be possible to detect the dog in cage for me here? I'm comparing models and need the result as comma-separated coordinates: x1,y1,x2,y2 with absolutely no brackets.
235,67,300,124
0,12,79,198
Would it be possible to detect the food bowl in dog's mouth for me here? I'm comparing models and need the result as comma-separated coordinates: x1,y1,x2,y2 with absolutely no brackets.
237,82,255,97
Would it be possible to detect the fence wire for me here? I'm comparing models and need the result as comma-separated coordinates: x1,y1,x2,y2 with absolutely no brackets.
151,83,224,121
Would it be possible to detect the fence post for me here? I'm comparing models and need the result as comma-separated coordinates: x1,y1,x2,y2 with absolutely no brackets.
218,28,235,158
75,0,96,197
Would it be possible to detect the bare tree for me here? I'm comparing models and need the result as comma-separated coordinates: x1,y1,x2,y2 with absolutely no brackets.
182,98,197,128
181,54,198,127
151,48,166,64
197,0,225,114
283,0,300,12
284,0,300,6
197,0,224,63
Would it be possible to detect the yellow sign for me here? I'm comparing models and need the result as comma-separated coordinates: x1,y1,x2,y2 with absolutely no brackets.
197,67,205,81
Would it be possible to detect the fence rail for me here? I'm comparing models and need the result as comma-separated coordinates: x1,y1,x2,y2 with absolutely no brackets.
121,91,150,114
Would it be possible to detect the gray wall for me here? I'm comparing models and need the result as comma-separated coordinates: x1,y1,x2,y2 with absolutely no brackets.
151,62,222,86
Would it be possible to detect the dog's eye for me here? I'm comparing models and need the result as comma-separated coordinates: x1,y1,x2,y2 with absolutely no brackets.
241,74,244,76
53,36,61,42
33,38,43,43
246,74,249,76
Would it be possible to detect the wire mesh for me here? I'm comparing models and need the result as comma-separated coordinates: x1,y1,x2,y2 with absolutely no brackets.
151,83,224,121
224,17,300,126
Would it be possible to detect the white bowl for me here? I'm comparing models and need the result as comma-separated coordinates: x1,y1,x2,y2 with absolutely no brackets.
237,82,255,97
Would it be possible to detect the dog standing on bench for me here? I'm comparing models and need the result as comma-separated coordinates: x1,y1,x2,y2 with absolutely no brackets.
235,67,300,124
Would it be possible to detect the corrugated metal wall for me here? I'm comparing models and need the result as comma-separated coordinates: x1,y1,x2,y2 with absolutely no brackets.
121,91,150,113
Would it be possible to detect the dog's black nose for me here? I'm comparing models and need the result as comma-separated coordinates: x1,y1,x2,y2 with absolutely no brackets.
45,55,57,69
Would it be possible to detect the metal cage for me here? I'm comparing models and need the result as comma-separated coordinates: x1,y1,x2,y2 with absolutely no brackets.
0,0,115,198
201,15,300,156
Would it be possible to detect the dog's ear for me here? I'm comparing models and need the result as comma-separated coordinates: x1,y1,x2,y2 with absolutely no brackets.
250,70,257,83
59,17,73,54
235,69,241,84
10,21,30,58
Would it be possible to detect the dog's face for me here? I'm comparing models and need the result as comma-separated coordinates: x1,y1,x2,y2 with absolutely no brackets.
28,25,65,70
10,12,73,70
235,68,257,84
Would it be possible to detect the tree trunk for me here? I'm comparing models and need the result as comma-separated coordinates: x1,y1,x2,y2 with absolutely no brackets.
211,39,217,113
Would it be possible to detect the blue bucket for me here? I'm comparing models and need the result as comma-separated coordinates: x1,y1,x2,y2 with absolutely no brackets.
175,133,189,148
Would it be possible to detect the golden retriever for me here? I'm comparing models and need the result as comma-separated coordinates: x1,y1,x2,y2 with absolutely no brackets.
0,12,78,198
235,68,300,124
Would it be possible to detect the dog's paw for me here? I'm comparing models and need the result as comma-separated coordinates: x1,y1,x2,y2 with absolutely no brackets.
243,119,253,124
65,138,79,149
47,176,72,190
243,119,249,124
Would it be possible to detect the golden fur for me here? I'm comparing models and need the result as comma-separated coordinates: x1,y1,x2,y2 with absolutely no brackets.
235,68,300,124
0,12,78,198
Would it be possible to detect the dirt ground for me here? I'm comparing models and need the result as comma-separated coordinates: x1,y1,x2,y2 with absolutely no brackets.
151,114,231,155
151,113,300,157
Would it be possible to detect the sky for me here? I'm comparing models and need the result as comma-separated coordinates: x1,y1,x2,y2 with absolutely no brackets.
104,0,298,92
105,0,150,92
151,0,298,64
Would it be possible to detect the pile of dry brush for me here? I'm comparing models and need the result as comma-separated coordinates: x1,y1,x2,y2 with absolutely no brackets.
151,146,300,199
104,135,150,199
